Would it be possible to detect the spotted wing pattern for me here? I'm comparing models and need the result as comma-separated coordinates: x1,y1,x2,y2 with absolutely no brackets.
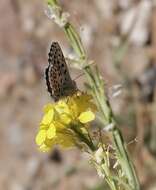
45,42,77,101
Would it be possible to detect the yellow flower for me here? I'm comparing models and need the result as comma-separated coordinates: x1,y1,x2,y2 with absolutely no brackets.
35,91,96,152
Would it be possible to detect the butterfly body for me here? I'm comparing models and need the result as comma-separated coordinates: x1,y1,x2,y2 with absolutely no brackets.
45,42,77,101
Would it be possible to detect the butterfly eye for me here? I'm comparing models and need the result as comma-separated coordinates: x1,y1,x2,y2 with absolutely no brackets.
61,64,64,67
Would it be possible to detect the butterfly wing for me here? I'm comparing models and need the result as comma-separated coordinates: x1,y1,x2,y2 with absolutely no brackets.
45,42,77,101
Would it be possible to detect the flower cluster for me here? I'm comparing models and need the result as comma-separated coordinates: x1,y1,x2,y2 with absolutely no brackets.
35,92,96,152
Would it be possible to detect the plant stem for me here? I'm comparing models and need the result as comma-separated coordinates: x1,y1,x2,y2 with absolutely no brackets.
71,124,96,151
112,129,140,190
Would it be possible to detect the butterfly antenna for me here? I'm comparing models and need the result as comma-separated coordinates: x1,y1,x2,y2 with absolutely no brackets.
74,73,84,81
73,61,95,81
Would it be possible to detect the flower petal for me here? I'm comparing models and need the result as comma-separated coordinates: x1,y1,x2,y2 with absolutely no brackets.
57,133,75,148
55,100,69,114
47,124,56,139
78,111,95,123
43,104,53,113
41,109,54,125
39,124,48,130
35,130,46,145
54,121,66,129
60,114,71,124
39,144,51,152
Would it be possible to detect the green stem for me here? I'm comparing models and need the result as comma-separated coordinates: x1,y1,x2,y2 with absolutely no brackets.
112,129,140,190
64,23,86,59
71,124,96,152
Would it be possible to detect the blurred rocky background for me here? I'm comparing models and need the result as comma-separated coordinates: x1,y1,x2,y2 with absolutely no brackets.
0,0,156,189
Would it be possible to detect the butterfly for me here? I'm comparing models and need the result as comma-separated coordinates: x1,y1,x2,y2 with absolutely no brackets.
45,42,77,102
